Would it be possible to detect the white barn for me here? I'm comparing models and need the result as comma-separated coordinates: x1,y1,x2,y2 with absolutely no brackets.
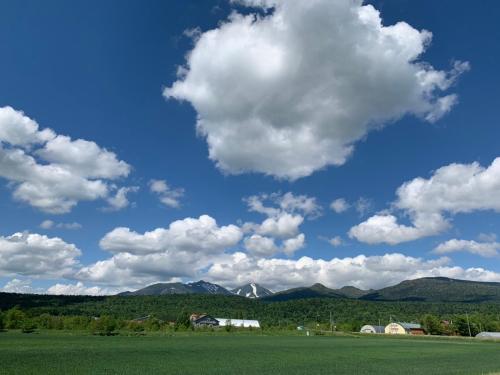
215,318,260,328
360,325,385,334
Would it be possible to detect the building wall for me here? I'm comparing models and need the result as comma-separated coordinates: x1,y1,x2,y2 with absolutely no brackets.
360,325,377,333
410,328,425,335
215,318,260,328
385,323,407,335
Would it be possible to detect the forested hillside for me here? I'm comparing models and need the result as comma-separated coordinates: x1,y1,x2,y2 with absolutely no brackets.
1,292,500,332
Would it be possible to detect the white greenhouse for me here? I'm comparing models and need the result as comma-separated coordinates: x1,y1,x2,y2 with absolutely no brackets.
360,325,385,334
476,332,500,339
215,318,260,328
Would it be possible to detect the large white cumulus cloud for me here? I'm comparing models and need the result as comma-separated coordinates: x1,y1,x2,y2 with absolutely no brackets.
99,215,242,255
0,106,131,213
350,158,500,244
165,0,468,179
0,232,81,278
77,215,243,286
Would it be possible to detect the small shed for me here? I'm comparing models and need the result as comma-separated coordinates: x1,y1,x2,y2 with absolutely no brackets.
215,318,260,328
476,332,500,340
360,325,385,334
385,322,425,335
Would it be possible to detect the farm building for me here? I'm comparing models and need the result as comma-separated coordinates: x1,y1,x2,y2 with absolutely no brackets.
190,314,220,327
385,322,425,335
215,318,260,328
360,325,385,334
476,332,500,340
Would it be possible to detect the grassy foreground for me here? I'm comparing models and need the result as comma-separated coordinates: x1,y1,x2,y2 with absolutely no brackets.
0,331,499,374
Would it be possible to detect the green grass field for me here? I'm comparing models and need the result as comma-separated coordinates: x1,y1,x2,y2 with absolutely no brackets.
0,331,499,374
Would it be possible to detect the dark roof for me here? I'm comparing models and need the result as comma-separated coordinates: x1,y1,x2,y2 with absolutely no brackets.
193,314,219,324
399,322,422,330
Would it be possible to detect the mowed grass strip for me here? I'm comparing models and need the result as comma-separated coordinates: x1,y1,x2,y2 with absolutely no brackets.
0,332,499,375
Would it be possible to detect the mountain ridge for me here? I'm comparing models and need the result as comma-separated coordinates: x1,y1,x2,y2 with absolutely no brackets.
119,280,233,296
118,277,500,303
360,277,500,302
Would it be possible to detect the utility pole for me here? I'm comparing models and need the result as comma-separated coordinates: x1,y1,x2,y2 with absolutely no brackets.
466,312,472,337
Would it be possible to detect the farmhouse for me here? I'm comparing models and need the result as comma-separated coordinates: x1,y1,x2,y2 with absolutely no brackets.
190,314,220,327
215,318,260,328
385,322,425,335
360,325,385,334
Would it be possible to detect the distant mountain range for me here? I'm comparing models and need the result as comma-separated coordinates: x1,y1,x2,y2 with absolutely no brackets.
360,277,500,303
119,277,500,303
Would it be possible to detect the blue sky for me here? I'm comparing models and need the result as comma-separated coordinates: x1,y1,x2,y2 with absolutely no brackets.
0,0,499,294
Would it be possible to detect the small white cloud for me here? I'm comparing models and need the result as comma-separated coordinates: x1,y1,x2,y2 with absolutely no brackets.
40,220,82,230
57,222,82,230
40,220,55,229
245,192,321,219
105,186,139,212
434,239,500,258
149,179,184,208
478,233,497,242
355,197,373,217
330,198,350,214
328,236,343,247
